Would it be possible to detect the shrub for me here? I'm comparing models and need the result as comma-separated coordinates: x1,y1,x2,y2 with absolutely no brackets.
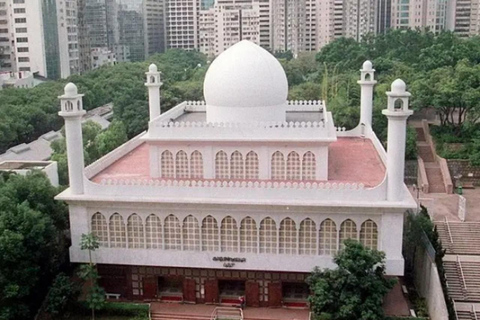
45,273,80,319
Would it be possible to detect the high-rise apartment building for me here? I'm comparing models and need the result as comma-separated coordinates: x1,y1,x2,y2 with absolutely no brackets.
77,0,92,73
446,0,480,36
144,0,166,56
0,0,79,79
377,0,392,33
166,0,199,49
271,0,307,55
343,0,377,40
391,0,448,32
199,0,261,57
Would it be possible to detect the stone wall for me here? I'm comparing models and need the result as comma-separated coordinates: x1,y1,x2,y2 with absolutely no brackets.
405,160,418,185
447,159,480,186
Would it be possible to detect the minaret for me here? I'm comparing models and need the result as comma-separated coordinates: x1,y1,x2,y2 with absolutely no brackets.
58,83,86,195
382,79,413,201
358,60,377,128
145,63,162,121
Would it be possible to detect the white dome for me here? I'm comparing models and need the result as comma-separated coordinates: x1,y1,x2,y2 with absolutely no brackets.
149,63,158,73
391,79,406,94
64,83,78,96
204,41,288,122
362,60,373,71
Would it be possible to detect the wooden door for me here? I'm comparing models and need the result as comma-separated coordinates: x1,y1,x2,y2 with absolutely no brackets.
183,278,197,303
245,281,260,307
143,276,157,300
204,279,219,304
268,282,282,307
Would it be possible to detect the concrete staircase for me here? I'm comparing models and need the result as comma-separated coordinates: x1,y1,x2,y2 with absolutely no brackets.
436,222,480,255
151,312,211,320
415,123,449,193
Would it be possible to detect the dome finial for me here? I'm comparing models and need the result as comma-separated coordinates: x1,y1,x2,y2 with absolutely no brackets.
149,63,158,73
64,82,78,96
391,79,406,94
362,60,373,71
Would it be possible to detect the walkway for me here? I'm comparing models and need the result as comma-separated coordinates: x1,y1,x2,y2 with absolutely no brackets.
414,123,446,193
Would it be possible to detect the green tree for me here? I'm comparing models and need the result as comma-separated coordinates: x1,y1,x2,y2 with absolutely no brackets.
95,121,128,156
79,233,105,320
45,273,80,319
307,240,396,320
0,172,68,320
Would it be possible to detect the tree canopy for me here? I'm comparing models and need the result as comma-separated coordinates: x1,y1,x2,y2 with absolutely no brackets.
307,240,396,320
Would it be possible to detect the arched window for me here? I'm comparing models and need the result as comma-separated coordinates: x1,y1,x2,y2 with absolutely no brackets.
245,151,259,180
164,215,181,250
339,219,357,250
364,73,371,81
183,215,200,251
127,214,144,248
91,212,108,247
202,215,219,251
299,218,316,255
221,216,238,252
360,220,378,250
259,217,277,254
109,213,126,248
240,217,257,253
215,151,229,179
271,152,285,180
394,99,403,111
145,214,162,249
161,151,174,178
176,151,189,179
190,150,204,179
230,151,244,179
150,75,155,83
279,218,297,254
286,152,301,180
319,219,337,255
302,152,316,180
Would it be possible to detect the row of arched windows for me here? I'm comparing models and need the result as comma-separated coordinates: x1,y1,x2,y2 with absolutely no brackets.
91,213,378,255
160,150,317,181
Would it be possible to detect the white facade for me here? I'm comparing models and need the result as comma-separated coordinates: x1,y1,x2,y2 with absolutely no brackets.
343,0,377,41
91,47,116,69
0,70,34,89
56,0,79,78
57,42,416,302
166,0,199,49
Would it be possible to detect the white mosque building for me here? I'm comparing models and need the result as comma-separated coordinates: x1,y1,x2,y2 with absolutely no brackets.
56,40,416,307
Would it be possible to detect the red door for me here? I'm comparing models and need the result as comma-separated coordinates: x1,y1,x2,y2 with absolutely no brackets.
204,279,219,304
183,278,197,303
143,276,157,300
245,281,260,307
268,282,282,307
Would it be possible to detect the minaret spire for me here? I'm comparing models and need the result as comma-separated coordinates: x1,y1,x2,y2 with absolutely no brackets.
58,83,86,194
383,79,413,201
358,60,377,128
145,63,162,121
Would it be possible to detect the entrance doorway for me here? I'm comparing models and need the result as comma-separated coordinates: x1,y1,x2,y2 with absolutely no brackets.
158,276,183,302
219,280,245,305
282,282,309,308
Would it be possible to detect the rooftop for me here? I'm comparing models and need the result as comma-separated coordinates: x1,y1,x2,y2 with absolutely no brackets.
92,137,385,187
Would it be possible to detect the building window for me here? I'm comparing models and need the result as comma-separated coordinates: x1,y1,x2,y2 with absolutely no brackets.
240,216,257,253
13,0,25,3
286,152,301,180
339,219,357,250
299,218,316,255
164,214,181,250
230,151,244,179
109,213,126,248
14,18,26,23
145,214,162,249
215,151,229,179
202,215,219,251
259,217,277,254
18,67,30,71
183,215,200,251
221,216,238,252
319,219,337,255
13,8,25,14
127,214,144,248
91,212,108,247
15,27,26,33
279,218,297,254
18,57,29,62
161,150,174,178
302,152,316,180
360,220,378,250
16,37,28,43
175,150,189,179
271,151,285,180
190,150,203,179
245,151,259,179
17,47,28,52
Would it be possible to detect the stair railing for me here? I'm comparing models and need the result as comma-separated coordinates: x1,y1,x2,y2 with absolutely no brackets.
457,255,468,291
446,217,454,244
473,304,478,320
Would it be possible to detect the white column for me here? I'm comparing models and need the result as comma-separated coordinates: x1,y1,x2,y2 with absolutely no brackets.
357,60,377,128
381,213,405,276
64,117,85,194
145,64,162,121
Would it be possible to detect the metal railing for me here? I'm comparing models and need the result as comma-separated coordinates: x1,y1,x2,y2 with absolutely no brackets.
446,216,454,244
210,307,243,320
473,304,478,320
457,255,468,290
